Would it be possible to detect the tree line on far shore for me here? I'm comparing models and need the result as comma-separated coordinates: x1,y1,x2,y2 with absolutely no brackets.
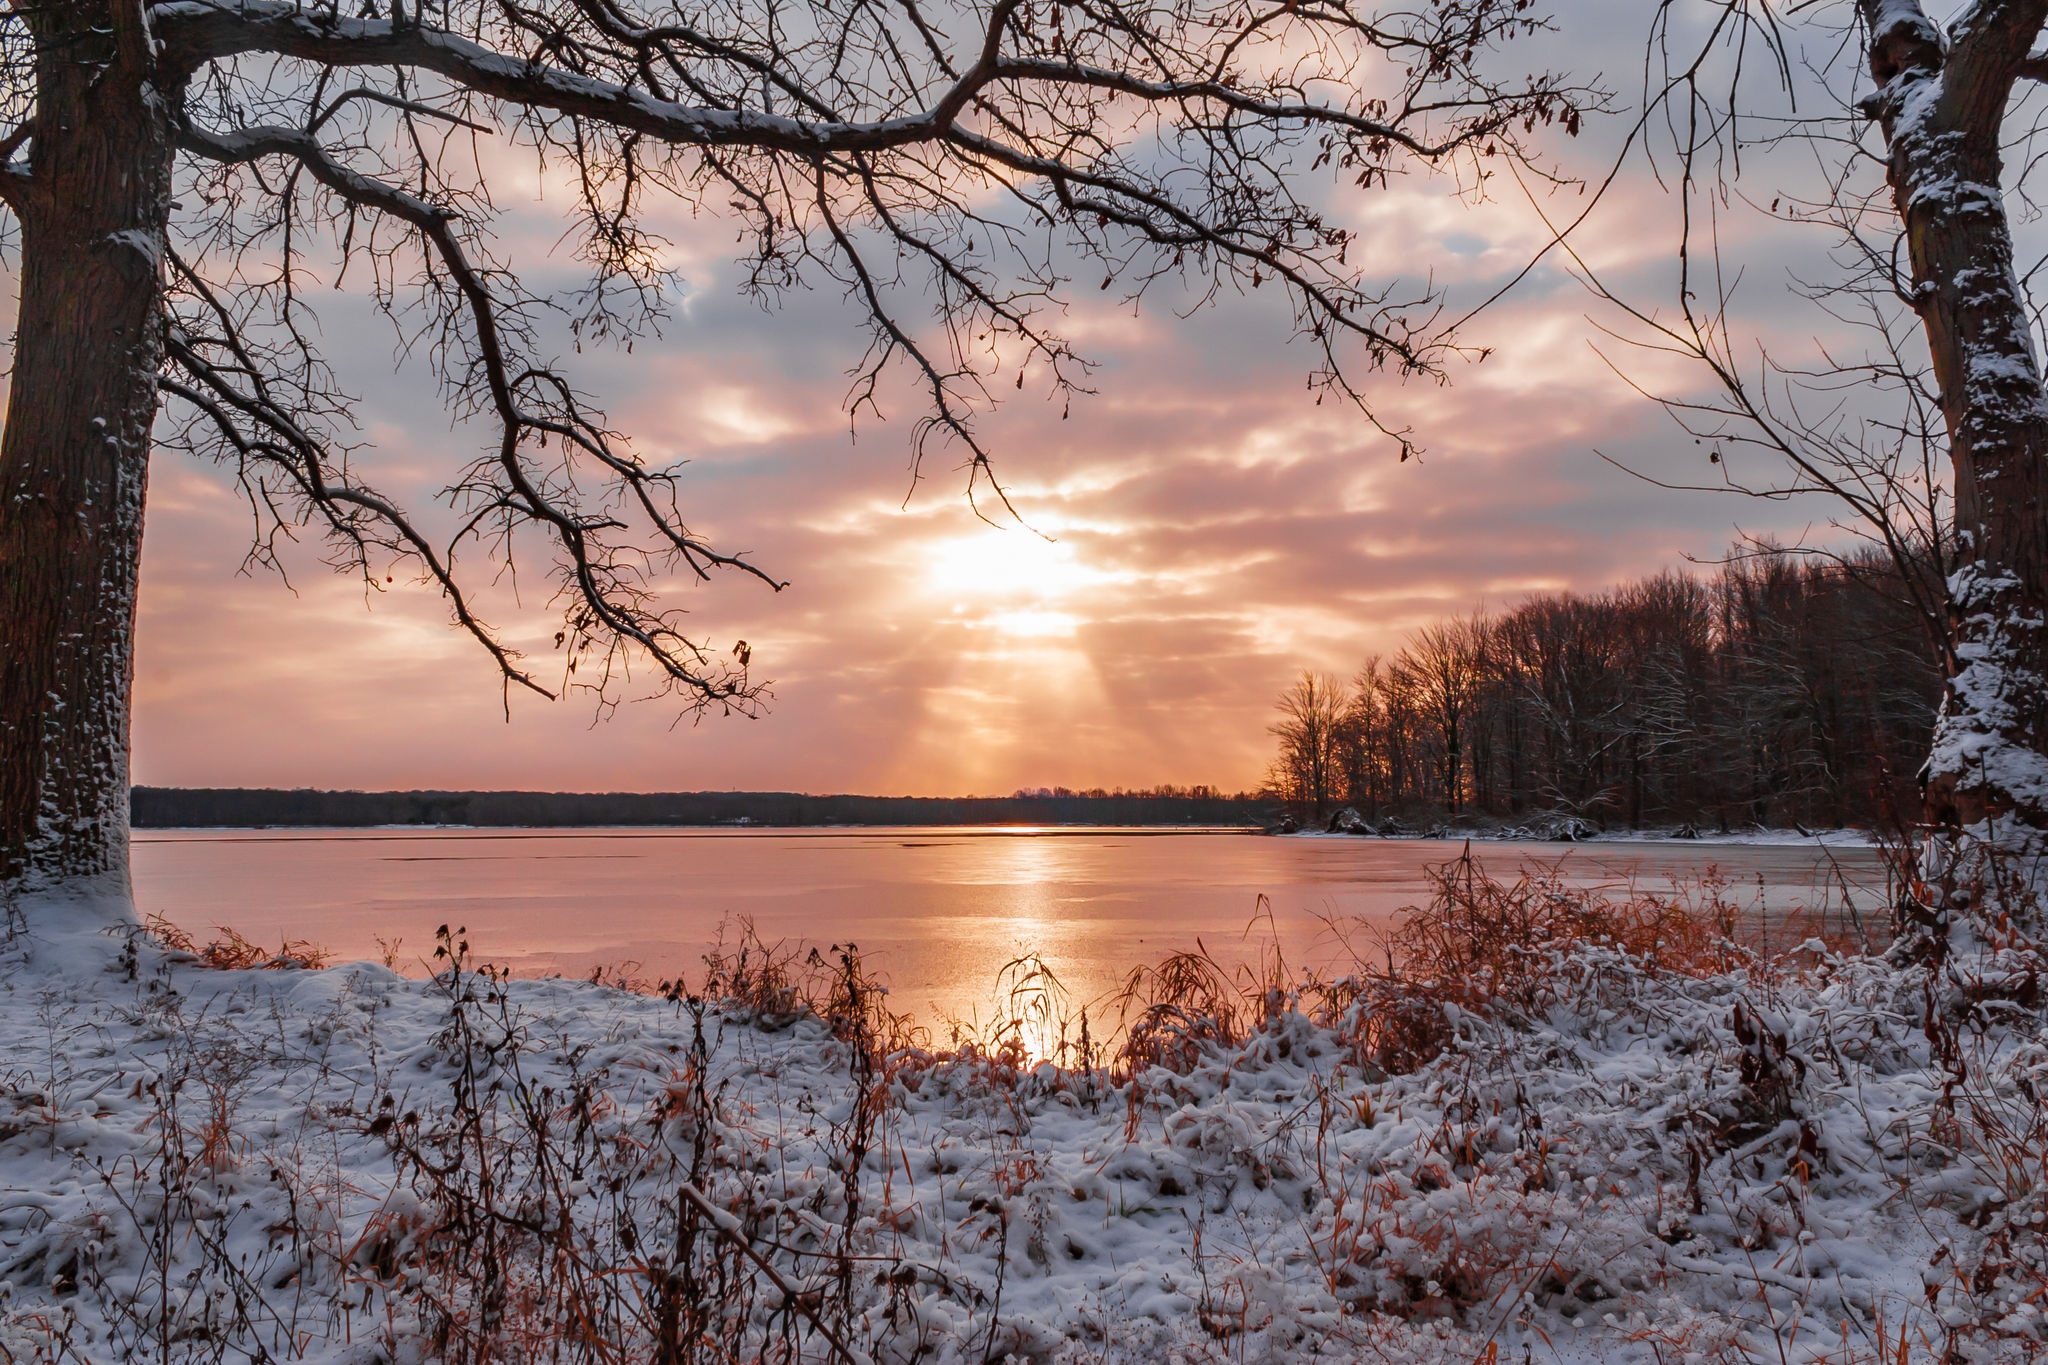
1266,547,1943,833
129,786,1266,830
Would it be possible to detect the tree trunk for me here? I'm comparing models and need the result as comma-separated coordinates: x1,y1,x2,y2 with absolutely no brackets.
0,9,172,906
1859,0,2048,943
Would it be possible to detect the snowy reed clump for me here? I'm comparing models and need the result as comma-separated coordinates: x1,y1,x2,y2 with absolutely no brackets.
0,854,2043,1364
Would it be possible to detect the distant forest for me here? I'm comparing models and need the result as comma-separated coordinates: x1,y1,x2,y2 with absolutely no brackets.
1266,547,1944,832
130,786,1267,829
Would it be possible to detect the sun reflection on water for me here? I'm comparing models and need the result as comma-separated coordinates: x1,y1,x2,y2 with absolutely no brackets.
939,833,1100,1063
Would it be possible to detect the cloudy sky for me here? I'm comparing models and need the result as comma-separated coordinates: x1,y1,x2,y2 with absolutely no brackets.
122,2,1869,797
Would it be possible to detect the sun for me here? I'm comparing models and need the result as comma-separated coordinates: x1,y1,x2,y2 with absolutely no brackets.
923,529,1103,605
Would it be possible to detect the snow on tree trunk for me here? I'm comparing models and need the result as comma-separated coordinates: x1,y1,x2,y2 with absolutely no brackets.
0,6,173,915
1856,0,2048,945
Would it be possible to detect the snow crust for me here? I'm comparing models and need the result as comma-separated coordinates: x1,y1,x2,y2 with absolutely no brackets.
1,912,2042,1363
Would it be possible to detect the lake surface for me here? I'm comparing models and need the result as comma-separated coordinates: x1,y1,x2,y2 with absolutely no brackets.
132,827,1890,1042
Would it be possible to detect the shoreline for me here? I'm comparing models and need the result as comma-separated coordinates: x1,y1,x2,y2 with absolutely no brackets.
1282,825,1881,848
128,821,1881,846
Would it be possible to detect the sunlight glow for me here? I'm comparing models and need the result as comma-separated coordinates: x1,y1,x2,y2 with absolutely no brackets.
981,609,1081,639
925,529,1101,604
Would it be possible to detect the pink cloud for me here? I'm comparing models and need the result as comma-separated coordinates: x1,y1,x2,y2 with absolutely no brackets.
119,87,1862,799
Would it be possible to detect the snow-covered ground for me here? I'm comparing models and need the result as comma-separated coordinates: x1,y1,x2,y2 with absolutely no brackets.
1285,826,1880,847
0,879,2040,1364
1573,827,1880,847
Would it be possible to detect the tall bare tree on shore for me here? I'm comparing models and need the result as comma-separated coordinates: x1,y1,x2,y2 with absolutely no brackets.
1394,616,1487,815
1267,672,1348,823
1592,0,2048,946
0,1,1585,913
1847,5,2048,900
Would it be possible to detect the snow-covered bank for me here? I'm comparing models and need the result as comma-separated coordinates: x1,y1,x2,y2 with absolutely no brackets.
1560,826,1877,847
1283,824,1880,847
0,865,2040,1364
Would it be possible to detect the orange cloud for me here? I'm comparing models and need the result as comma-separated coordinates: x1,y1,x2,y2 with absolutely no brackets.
120,75,1868,799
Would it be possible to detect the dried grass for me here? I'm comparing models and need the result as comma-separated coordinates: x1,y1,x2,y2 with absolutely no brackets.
144,913,332,971
89,856,2046,1364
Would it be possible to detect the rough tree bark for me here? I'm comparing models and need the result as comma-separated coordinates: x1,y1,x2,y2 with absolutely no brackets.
1857,0,2048,941
0,4,174,902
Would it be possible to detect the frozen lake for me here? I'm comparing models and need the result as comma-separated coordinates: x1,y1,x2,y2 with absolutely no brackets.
132,826,1891,1036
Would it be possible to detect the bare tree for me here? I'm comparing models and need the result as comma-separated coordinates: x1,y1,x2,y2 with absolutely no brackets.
1578,0,2048,943
1266,671,1348,822
1392,615,1486,814
0,1,1587,911
1490,592,1626,819
1340,655,1389,816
